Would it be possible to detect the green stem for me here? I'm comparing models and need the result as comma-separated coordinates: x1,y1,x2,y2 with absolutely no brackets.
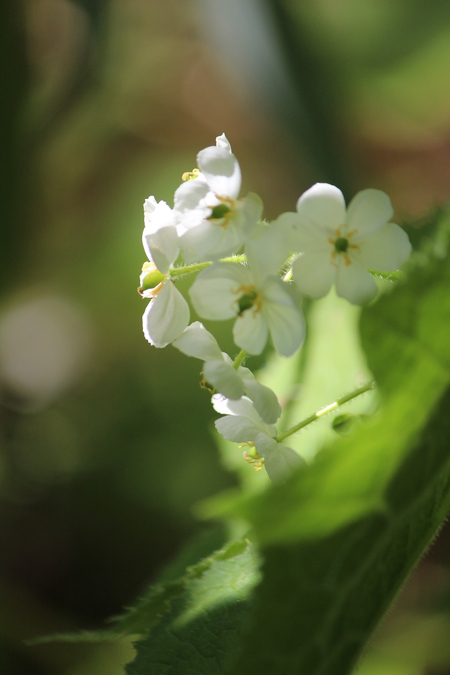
233,350,247,370
276,381,376,442
169,254,247,279
369,269,404,282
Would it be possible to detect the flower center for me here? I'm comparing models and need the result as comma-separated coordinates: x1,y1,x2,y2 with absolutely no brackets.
209,203,232,220
207,197,236,228
238,288,259,315
334,236,349,253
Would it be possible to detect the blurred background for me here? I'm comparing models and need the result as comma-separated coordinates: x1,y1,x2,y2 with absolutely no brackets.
1,1,450,673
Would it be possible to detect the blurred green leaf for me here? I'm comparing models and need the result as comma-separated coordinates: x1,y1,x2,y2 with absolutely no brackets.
125,539,260,675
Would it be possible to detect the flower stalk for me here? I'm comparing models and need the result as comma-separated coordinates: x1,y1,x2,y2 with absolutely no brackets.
276,381,376,442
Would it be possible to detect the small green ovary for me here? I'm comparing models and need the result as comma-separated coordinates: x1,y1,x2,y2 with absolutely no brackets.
238,290,258,314
209,203,232,220
334,236,349,253
141,268,166,291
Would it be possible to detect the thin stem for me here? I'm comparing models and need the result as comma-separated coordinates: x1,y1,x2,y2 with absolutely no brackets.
233,350,247,370
169,254,247,279
169,261,212,278
276,381,376,442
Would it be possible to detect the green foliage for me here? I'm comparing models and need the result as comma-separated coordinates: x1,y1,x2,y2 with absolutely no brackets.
125,246,450,675
126,539,260,675
199,251,450,675
30,241,450,675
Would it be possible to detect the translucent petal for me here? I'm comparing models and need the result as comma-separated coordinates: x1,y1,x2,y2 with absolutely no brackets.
189,264,251,320
346,189,394,236
262,279,306,357
245,221,290,286
197,146,241,199
215,133,232,152
253,433,304,483
172,322,222,361
143,225,179,274
335,256,378,305
296,183,346,233
238,192,263,234
215,415,266,443
233,309,268,355
356,223,412,271
292,251,336,299
143,282,190,347
239,367,282,423
203,360,245,399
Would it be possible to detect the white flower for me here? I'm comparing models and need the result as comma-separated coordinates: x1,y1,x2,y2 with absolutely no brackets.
280,183,412,305
212,395,304,482
172,322,281,423
174,134,263,262
189,262,305,357
139,264,190,348
143,197,184,274
139,199,190,348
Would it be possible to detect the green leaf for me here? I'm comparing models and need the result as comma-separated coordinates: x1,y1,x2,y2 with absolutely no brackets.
125,539,260,675
194,252,450,675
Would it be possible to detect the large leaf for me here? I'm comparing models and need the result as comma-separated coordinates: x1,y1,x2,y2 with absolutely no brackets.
126,539,260,675
192,251,450,675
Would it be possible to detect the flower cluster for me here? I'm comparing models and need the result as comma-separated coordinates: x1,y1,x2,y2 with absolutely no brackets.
139,134,412,482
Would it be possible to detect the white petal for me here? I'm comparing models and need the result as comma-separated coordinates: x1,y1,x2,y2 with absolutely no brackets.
215,415,267,443
238,192,263,234
212,395,276,435
142,282,190,347
253,433,304,483
174,177,209,213
203,360,245,399
212,394,257,418
172,321,222,361
345,189,394,236
262,279,306,357
143,200,176,233
275,212,305,251
239,366,281,423
197,146,241,199
143,226,179,274
189,264,250,320
180,219,244,263
355,223,412,271
296,183,346,234
213,395,276,442
143,195,158,214
292,251,336,298
335,256,378,305
215,133,232,152
233,309,268,355
245,221,290,286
